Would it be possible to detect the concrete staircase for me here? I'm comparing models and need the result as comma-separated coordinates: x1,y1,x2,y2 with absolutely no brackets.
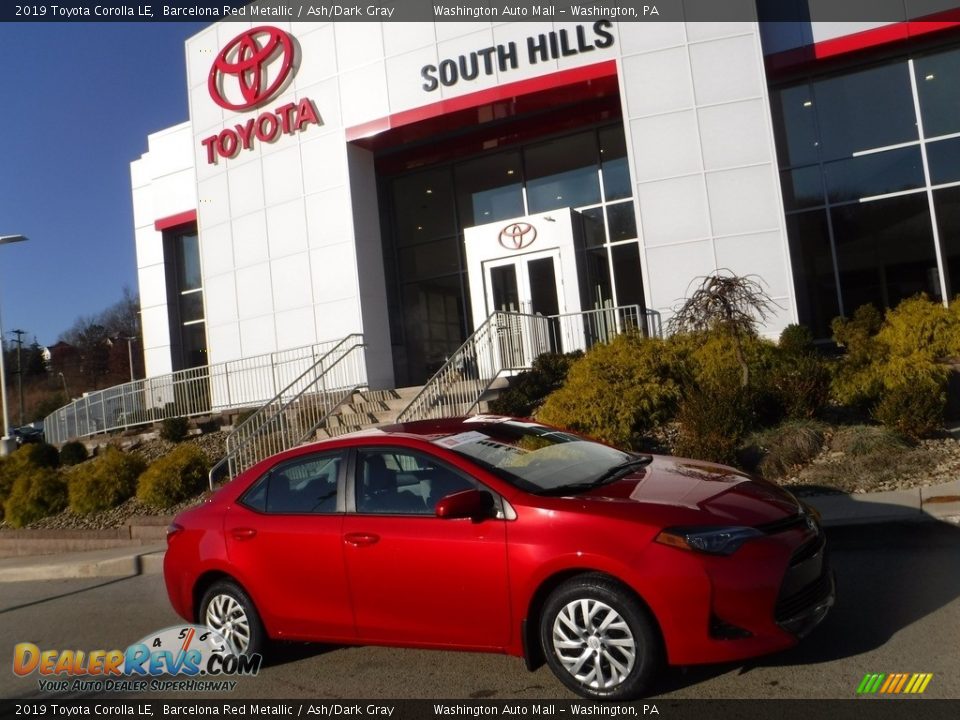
317,386,425,438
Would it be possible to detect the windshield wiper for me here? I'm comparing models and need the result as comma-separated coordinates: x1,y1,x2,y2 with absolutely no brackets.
538,455,653,496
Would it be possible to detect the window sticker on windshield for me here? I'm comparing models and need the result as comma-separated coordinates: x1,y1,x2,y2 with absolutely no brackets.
434,431,489,448
463,415,508,424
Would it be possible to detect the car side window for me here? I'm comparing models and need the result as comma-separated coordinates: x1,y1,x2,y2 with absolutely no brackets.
355,448,477,516
241,451,342,514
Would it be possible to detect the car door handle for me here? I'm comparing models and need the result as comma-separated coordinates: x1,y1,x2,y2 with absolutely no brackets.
344,532,380,547
229,527,257,541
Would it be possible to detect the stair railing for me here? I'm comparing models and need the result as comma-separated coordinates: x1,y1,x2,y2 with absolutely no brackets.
397,305,660,424
208,334,366,488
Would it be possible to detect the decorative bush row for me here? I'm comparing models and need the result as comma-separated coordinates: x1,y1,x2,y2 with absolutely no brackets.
0,439,210,528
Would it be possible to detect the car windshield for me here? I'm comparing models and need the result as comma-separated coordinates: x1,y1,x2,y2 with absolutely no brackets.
434,419,646,494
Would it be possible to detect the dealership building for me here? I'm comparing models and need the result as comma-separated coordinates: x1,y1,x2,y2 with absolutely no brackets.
131,11,960,395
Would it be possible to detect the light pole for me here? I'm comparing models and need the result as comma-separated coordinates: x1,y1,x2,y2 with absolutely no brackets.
120,336,136,381
0,234,28,456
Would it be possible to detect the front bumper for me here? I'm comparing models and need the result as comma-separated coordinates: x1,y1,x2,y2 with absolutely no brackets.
774,531,835,637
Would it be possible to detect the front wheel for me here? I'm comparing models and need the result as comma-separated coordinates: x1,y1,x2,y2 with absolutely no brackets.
540,575,661,700
199,580,266,657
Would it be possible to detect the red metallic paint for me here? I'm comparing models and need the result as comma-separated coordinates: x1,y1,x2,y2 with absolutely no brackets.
163,418,829,681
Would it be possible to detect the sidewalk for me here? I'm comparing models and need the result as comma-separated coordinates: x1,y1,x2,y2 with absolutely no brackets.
0,480,957,583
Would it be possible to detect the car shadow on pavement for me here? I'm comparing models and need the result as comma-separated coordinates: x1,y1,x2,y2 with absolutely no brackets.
652,508,960,695
265,641,341,667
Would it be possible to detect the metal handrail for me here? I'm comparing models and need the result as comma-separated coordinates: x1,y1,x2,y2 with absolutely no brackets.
210,334,366,487
397,305,660,424
42,338,343,445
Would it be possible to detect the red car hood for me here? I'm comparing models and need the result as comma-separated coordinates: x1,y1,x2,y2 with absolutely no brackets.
579,455,802,526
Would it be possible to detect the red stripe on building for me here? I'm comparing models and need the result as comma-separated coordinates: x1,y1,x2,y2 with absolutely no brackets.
766,15,960,74
346,60,618,142
154,210,198,232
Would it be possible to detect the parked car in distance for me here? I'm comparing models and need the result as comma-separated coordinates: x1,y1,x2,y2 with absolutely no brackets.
12,424,44,445
164,416,834,699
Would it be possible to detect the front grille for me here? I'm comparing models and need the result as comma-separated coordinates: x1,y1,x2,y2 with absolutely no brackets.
775,570,833,623
791,532,826,566
756,513,807,534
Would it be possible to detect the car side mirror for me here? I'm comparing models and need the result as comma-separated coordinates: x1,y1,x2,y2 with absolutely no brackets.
435,489,495,521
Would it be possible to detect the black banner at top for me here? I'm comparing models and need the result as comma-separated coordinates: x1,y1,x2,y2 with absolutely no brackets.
2,0,960,23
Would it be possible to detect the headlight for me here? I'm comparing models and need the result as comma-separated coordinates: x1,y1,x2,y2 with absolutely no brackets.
655,526,764,555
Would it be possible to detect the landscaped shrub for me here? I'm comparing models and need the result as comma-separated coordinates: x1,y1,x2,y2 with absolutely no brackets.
831,296,957,436
3,466,67,528
22,442,60,469
136,444,209,509
160,416,190,443
59,441,89,466
747,420,828,480
67,447,146,515
778,324,816,356
830,425,910,456
769,352,832,420
536,334,685,448
489,351,582,417
673,382,758,466
872,374,946,440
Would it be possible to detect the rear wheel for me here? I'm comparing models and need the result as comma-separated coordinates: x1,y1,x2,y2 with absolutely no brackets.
539,575,661,700
199,580,265,657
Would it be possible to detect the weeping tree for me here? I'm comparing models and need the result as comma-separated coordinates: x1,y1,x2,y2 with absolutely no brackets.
669,271,780,388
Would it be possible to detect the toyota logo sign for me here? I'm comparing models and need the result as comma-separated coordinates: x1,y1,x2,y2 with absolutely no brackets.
208,26,295,111
498,222,537,250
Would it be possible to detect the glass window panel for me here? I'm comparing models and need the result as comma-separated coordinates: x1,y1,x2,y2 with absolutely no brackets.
770,83,820,167
398,237,460,280
934,185,960,299
401,276,465,380
927,136,960,186
822,146,924,203
785,210,839,339
527,257,560,317
454,151,524,228
607,202,638,242
599,125,631,201
489,264,520,312
392,168,457,247
176,233,202,291
915,47,960,139
525,131,601,213
577,207,606,247
812,61,917,160
780,165,824,210
249,453,342,514
831,193,940,313
178,291,204,323
611,242,645,308
181,322,208,369
578,248,613,309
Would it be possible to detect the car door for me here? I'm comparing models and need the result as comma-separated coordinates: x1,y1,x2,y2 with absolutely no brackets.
223,449,355,642
341,446,512,649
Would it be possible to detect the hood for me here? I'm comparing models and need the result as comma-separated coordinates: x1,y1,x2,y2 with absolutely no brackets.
580,456,801,526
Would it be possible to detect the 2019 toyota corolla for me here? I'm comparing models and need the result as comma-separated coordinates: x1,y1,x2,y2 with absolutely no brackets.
164,416,834,699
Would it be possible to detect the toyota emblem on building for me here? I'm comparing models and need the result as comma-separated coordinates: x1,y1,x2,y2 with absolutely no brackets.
208,26,295,111
498,222,537,250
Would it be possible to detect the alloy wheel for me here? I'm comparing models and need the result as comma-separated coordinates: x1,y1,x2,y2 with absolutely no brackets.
204,593,251,655
551,598,637,691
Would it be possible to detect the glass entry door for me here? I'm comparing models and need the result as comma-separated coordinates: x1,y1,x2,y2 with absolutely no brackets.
483,250,563,317
482,251,563,366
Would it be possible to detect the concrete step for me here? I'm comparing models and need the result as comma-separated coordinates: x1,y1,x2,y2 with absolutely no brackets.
0,537,157,559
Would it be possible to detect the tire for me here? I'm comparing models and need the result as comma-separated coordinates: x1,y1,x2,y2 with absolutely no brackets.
199,580,266,657
539,574,661,700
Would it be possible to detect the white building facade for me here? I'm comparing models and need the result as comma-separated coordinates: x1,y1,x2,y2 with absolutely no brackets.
132,13,960,390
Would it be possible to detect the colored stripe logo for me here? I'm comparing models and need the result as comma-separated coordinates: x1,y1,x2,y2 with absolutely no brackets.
857,673,933,695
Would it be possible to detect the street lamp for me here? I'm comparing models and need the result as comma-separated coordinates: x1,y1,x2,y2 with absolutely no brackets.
0,234,28,456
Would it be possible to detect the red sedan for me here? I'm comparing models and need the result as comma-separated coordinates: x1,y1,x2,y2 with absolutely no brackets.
164,416,834,699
